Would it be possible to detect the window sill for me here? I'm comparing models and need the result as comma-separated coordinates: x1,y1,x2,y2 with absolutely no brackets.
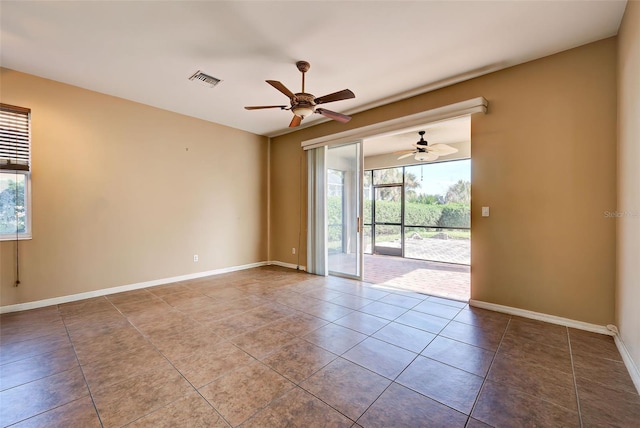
0,234,32,241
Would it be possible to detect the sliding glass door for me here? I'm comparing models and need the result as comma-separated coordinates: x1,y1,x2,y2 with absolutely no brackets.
326,142,363,279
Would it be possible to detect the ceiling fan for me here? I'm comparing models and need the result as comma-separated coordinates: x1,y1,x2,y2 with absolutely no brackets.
244,61,355,128
396,131,459,162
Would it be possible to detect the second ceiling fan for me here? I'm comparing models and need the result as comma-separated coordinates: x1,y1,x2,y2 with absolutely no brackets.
396,131,459,162
245,61,355,128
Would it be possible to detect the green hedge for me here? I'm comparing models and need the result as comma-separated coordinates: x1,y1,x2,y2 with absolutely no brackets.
374,200,470,228
328,196,342,242
438,204,470,228
328,197,469,239
404,203,443,227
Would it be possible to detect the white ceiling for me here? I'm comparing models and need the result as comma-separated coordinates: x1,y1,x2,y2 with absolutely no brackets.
0,1,627,137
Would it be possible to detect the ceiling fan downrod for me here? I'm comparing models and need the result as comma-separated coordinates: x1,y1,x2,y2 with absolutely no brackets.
296,61,310,93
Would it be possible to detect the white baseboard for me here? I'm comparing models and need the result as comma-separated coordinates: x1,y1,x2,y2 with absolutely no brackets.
469,299,640,394
0,260,311,314
614,334,640,394
0,261,270,314
469,299,613,336
268,260,307,271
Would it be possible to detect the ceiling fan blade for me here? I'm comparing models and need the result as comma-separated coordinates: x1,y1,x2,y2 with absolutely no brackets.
266,80,296,99
244,105,288,110
397,152,416,160
289,115,302,128
316,108,351,123
428,144,459,155
314,89,355,105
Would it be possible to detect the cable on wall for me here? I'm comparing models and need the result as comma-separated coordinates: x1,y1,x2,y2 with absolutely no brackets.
13,143,20,287
297,149,302,269
14,165,20,287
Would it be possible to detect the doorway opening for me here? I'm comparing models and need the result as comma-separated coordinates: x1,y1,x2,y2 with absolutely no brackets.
364,161,470,265
306,113,476,301
360,117,471,301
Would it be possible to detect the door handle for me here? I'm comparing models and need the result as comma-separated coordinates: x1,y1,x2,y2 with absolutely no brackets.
357,216,361,233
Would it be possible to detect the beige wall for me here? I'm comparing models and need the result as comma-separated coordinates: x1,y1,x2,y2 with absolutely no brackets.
0,69,268,306
271,38,617,325
617,1,640,373
0,35,623,329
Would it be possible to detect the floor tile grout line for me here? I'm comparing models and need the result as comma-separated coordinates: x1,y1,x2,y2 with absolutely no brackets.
141,280,364,426
478,325,588,416
465,316,512,427
110,291,240,428
327,311,395,338
351,378,398,426
236,382,300,426
415,350,491,380
0,328,76,367
567,328,584,428
183,289,344,426
252,345,345,423
367,310,483,420
58,305,106,428
276,385,360,423
286,299,458,425
262,282,428,424
0,319,97,427
0,348,78,392
0,322,67,349
1,394,96,428
327,303,501,378
292,364,372,425
10,270,632,426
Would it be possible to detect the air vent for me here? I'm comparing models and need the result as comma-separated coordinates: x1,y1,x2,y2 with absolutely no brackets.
188,70,221,88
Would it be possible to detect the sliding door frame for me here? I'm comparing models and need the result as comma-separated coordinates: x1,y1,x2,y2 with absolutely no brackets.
302,97,487,277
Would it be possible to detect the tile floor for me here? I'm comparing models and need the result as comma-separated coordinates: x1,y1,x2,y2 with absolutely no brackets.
363,255,470,301
1,266,639,427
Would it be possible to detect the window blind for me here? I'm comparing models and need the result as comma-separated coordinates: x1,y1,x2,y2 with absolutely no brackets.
0,104,31,171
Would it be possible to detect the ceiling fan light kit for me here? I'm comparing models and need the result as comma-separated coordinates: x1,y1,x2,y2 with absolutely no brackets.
290,92,315,118
397,130,459,162
245,61,355,128
414,152,437,162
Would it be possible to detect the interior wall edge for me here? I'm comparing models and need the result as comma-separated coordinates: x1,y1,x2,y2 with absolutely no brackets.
614,334,640,395
615,0,640,381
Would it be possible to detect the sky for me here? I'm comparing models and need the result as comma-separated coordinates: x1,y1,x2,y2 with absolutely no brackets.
406,159,470,196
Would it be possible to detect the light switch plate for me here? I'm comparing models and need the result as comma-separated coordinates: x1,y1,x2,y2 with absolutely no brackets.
482,207,490,217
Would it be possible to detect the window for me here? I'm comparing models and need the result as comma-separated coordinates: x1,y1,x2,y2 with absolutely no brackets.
327,169,345,254
1,104,31,240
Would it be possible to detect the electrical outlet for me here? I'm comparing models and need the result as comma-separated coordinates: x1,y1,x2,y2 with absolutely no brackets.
292,248,296,255
193,254,199,262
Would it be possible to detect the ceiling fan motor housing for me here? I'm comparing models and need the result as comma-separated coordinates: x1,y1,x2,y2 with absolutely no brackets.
292,93,316,118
